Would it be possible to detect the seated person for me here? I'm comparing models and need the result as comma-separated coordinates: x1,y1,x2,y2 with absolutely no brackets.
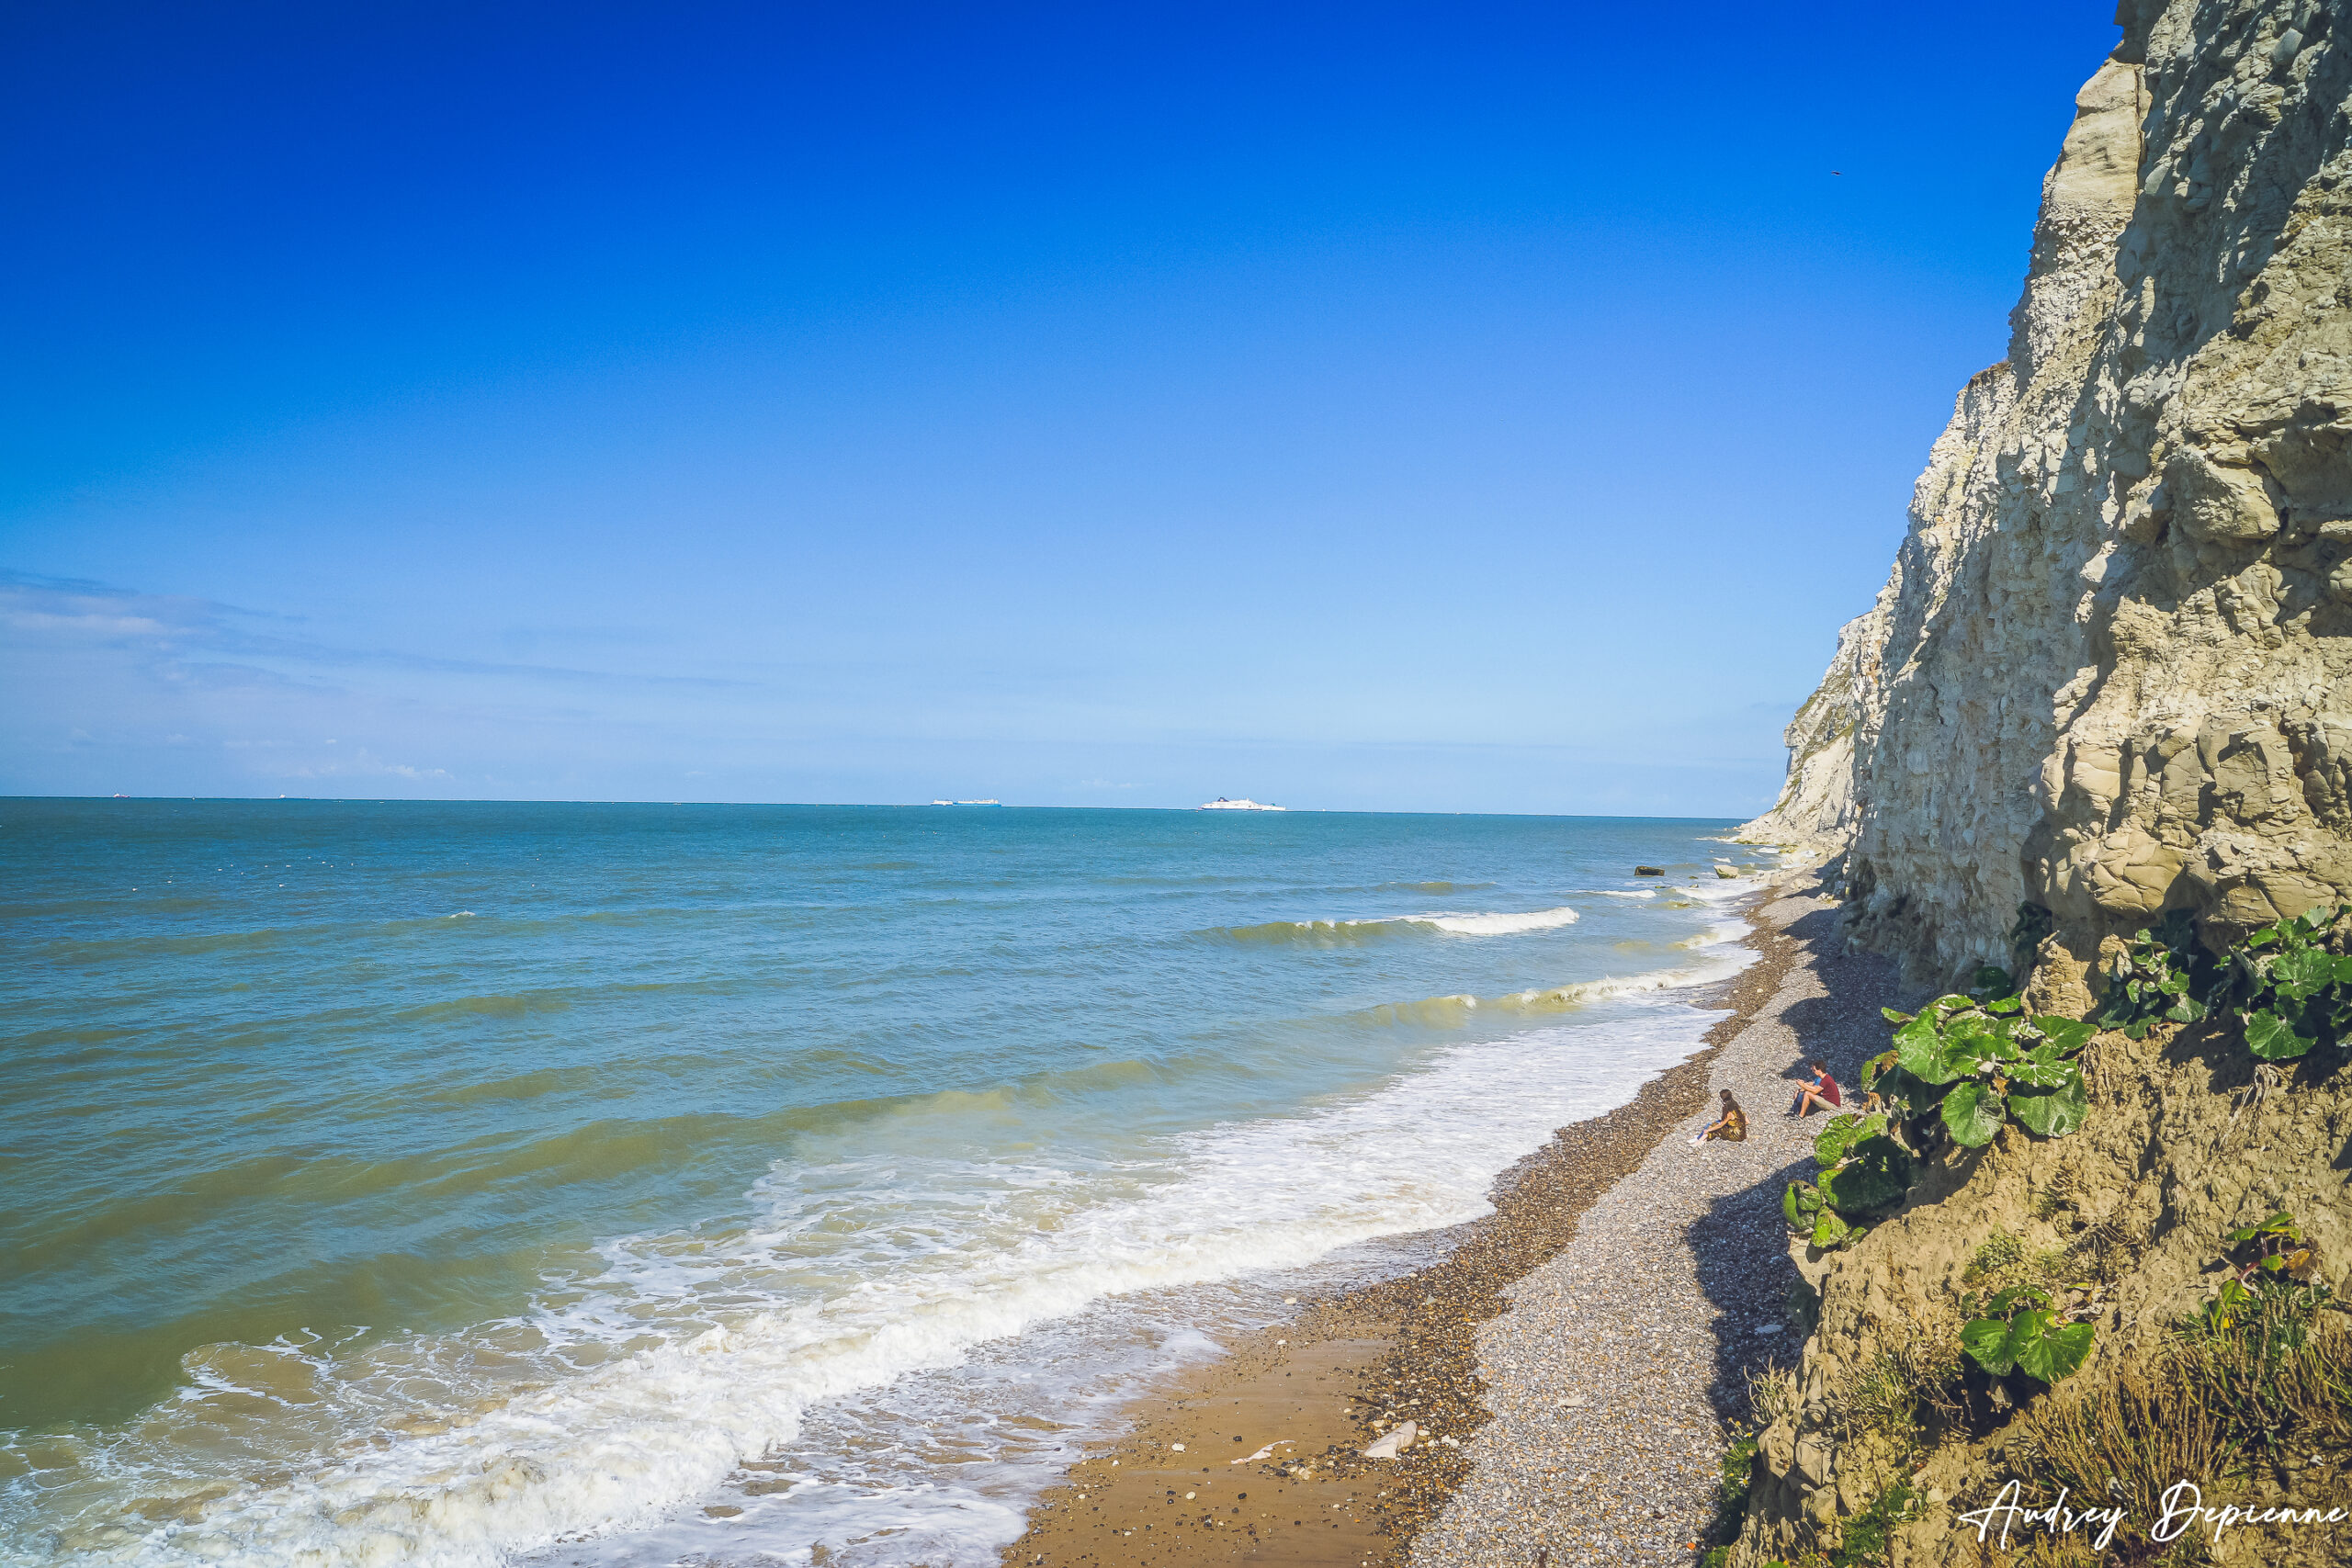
1694,1089,1747,1143
1791,1059,1842,1117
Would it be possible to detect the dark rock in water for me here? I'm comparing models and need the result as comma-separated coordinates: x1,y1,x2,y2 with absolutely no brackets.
1634,865,1666,876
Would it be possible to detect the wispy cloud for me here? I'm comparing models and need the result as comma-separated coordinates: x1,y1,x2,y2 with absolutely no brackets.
0,570,750,692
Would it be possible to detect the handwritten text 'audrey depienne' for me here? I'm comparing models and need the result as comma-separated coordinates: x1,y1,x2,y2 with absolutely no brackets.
1957,1479,2348,1551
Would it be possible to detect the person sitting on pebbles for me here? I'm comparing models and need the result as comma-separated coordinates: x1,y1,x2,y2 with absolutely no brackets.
1790,1059,1841,1118
1692,1089,1747,1144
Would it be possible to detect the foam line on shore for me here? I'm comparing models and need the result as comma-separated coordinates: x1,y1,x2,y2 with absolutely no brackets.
18,971,1750,1567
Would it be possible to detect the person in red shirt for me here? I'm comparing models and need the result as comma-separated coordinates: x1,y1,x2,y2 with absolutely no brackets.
1791,1059,1841,1117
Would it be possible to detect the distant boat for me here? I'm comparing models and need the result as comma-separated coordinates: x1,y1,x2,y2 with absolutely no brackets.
1197,797,1284,811
932,799,1003,807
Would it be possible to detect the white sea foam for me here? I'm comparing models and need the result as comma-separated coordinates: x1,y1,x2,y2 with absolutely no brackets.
1415,905,1580,935
1223,905,1584,942
19,930,1755,1568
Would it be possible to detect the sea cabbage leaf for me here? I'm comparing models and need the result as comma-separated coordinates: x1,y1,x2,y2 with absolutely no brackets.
1817,1134,1914,1214
1813,1112,1886,1168
2009,1310,2095,1383
2010,1074,2088,1138
1959,1317,2016,1376
2027,1016,2096,1055
1941,1081,2007,1147
1895,1013,1962,1085
2245,1008,2316,1061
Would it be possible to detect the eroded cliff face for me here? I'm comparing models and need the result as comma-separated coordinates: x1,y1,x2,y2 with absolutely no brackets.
1748,0,2352,986
1724,6,2352,1563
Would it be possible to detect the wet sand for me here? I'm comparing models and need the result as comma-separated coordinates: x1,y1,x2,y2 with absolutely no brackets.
1003,883,1822,1568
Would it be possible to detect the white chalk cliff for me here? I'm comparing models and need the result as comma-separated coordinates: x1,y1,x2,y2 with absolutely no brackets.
1748,0,2352,989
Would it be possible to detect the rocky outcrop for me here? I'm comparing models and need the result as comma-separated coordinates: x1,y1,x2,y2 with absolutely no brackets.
1739,585,1891,857
1747,0,2352,985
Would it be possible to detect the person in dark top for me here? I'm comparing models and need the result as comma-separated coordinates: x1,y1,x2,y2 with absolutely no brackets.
1695,1089,1747,1143
1791,1059,1841,1117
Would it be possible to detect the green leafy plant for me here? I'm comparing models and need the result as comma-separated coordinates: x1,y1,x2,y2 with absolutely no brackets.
1705,1427,1759,1553
2177,1254,2351,1472
1826,1479,1920,1567
1960,1284,2095,1384
1873,994,2094,1147
2219,904,2352,1060
1782,1179,1854,1250
2224,1211,2324,1291
2093,908,2210,1039
1964,963,2014,1002
1784,1111,1915,1249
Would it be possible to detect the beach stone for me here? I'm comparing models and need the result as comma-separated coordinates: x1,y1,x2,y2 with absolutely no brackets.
1404,890,1898,1568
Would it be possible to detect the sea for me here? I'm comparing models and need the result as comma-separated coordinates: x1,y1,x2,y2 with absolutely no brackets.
0,799,1762,1568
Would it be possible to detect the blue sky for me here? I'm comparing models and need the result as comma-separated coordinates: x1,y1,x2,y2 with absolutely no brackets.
2,2,2122,813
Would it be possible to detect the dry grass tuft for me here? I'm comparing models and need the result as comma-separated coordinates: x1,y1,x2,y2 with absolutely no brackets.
1832,1337,1964,1454
2010,1287,2352,1562
1747,1362,1800,1429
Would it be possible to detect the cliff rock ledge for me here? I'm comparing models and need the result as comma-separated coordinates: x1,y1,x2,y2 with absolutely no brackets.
1729,3,2352,1563
1747,0,2352,998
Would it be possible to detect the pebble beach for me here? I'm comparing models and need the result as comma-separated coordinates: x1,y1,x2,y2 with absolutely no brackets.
1404,888,1901,1566
1004,877,1905,1568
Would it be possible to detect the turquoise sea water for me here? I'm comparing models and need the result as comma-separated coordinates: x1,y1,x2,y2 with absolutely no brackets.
0,800,1761,1566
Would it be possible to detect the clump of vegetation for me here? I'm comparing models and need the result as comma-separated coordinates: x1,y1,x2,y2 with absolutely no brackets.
2100,902,2352,1062
1704,1369,1804,1563
1960,1285,2096,1385
2007,1215,2352,1559
1964,1226,2028,1283
1748,1363,1801,1428
1783,1111,1916,1249
2213,903,2352,1060
1962,1225,2075,1295
2015,1360,2228,1561
1833,1340,1963,1456
1871,987,2095,1148
1787,971,2097,1257
1826,1479,1921,1566
2094,908,2211,1039
2226,1210,2324,1285
1706,1425,1759,1551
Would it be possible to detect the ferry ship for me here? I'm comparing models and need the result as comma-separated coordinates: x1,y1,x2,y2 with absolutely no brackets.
1196,797,1284,811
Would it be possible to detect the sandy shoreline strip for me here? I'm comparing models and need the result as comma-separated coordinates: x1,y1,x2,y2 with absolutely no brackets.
1002,878,1894,1568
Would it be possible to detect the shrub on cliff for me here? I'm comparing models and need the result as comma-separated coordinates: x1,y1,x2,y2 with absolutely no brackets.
2101,902,2352,1062
1783,1111,1915,1249
1869,988,2094,1148
2214,903,2352,1061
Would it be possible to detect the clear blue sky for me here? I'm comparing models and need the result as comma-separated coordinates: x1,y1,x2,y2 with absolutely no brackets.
2,2,2120,813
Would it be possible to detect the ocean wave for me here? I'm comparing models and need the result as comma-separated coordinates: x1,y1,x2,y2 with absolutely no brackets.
6,995,1747,1568
1207,904,1581,944
1417,906,1579,935
1210,917,1409,946
1352,944,1751,1030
